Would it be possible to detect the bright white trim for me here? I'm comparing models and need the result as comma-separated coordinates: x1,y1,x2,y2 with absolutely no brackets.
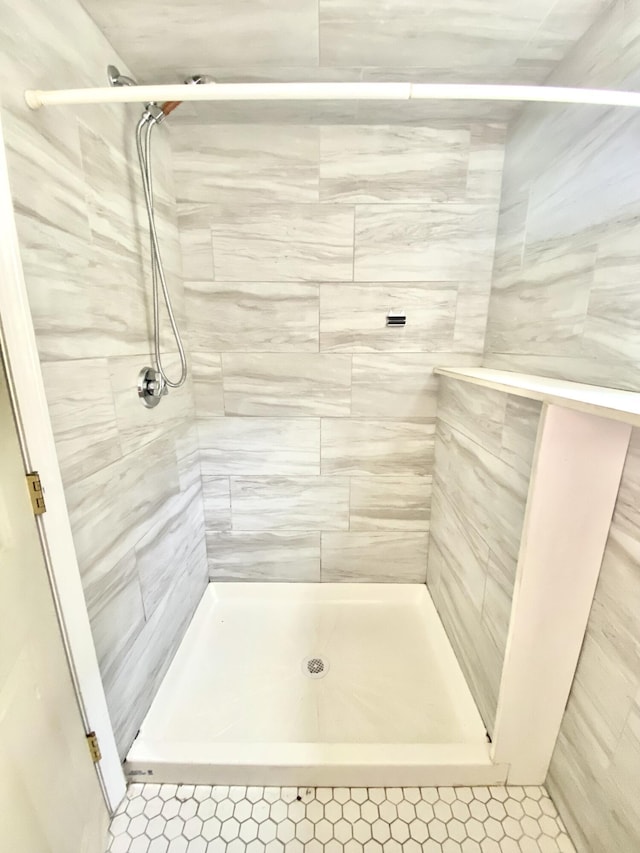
0,113,125,811
24,81,640,110
125,742,507,787
491,404,631,783
434,366,640,426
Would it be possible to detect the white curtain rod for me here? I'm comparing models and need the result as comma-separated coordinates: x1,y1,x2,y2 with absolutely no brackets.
24,82,640,110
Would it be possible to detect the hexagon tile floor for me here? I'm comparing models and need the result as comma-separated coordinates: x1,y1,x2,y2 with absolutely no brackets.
106,784,576,853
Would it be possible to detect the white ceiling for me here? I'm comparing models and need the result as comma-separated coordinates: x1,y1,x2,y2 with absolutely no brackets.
79,0,613,122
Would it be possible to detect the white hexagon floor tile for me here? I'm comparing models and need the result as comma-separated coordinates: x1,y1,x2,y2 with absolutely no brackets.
106,786,576,853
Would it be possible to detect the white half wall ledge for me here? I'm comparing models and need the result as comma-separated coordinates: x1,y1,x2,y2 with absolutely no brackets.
435,366,640,427
23,82,640,110
491,403,632,783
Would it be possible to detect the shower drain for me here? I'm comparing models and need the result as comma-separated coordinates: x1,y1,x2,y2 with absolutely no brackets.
302,655,329,679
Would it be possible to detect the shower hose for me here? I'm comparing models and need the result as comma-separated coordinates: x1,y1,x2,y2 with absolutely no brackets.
135,108,187,388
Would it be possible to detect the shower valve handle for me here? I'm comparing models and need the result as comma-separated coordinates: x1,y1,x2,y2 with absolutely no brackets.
138,366,168,408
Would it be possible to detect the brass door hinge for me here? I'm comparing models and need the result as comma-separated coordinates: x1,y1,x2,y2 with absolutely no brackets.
26,471,46,515
86,731,102,763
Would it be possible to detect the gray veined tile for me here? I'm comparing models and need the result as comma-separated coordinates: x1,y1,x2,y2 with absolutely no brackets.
78,120,140,257
191,352,225,418
65,436,181,585
108,353,194,455
428,538,503,729
207,532,321,582
321,532,429,582
354,204,498,282
230,476,350,531
81,0,320,71
177,203,214,280
485,237,596,356
350,475,432,531
319,125,470,203
174,421,203,492
2,108,89,243
319,282,457,352
170,98,358,125
104,550,206,757
466,123,507,203
433,419,528,583
209,204,355,281
201,476,231,532
83,549,145,687
14,213,147,362
40,358,121,488
436,377,508,458
186,281,319,352
582,279,640,365
500,395,542,476
453,281,492,353
318,0,561,73
172,124,320,204
222,353,352,416
135,480,208,620
351,354,444,419
321,419,435,476
481,551,515,655
199,418,320,475
429,482,491,617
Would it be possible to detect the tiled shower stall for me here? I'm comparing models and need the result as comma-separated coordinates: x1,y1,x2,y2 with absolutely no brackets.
2,0,640,850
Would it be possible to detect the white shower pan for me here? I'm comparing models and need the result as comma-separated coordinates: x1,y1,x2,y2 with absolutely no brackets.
125,583,505,786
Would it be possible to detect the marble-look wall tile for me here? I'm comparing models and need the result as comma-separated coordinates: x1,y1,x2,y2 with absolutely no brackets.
135,480,207,619
485,238,596,357
222,353,352,416
192,352,225,417
321,419,434,476
108,353,195,454
199,418,320,475
547,427,640,852
40,359,121,487
481,5,640,843
230,476,350,531
103,549,205,759
172,124,320,204
319,125,469,203
207,532,321,582
175,121,503,583
436,377,508,457
317,0,607,77
80,0,320,71
186,281,319,352
201,476,231,532
84,550,145,689
350,354,444,419
453,281,493,353
354,204,498,282
321,532,429,582
350,475,431,531
466,124,507,203
210,204,354,281
177,207,214,280
319,283,457,352
428,379,542,731
427,537,503,728
66,437,181,594
0,0,208,762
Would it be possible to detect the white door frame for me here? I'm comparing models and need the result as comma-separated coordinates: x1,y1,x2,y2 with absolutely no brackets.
0,112,125,811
